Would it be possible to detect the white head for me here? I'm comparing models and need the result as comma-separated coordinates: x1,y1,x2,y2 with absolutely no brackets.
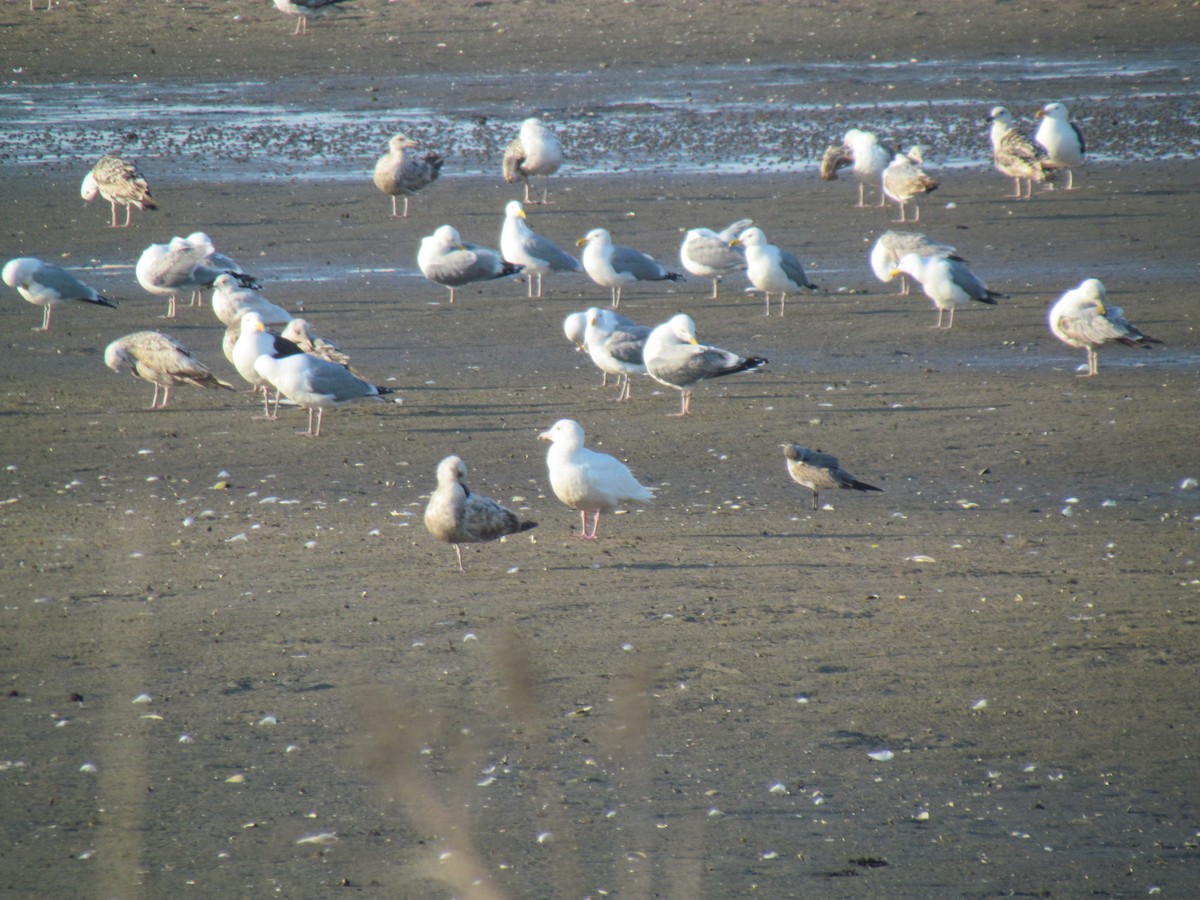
577,228,612,250
988,106,1013,127
432,224,462,247
538,418,585,448
186,232,215,252
732,226,767,249
1073,278,1106,307
389,134,417,152
521,117,546,135
1037,102,1069,121
435,454,467,487
891,252,926,280
239,311,267,335
212,273,240,293
280,318,315,344
80,171,99,202
666,313,698,342
563,311,588,348
505,200,527,220
2,257,40,288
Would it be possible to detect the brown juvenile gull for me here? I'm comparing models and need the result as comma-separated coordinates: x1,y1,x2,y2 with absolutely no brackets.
280,318,353,368
988,106,1056,199
81,155,158,228
891,252,1003,329
254,351,394,437
882,147,938,224
418,224,523,303
502,117,564,205
373,134,443,218
584,306,652,402
577,227,683,309
500,200,583,297
679,218,753,299
2,257,118,331
869,231,956,296
729,225,817,317
105,332,235,409
1034,102,1086,190
642,313,767,416
819,128,894,207
539,419,654,540
424,455,537,572
273,0,352,35
782,443,882,510
1047,278,1161,377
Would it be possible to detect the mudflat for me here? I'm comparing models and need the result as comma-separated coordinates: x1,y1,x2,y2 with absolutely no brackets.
1,2,1198,897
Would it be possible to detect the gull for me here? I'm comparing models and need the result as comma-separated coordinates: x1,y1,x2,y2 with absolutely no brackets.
502,117,564,205
2,257,118,331
988,106,1056,199
819,128,894,207
564,308,636,386
418,224,523,303
424,455,537,572
211,273,291,328
643,313,768,416
869,231,957,296
577,227,684,308
538,419,654,540
584,306,652,401
882,147,938,223
273,0,352,35
105,331,235,409
137,236,259,319
80,155,158,228
500,200,583,297
280,318,353,368
782,443,882,510
254,351,395,437
892,252,1003,329
184,232,252,307
729,226,817,317
1035,102,1086,190
1048,278,1161,377
679,218,753,299
231,312,305,418
373,134,443,218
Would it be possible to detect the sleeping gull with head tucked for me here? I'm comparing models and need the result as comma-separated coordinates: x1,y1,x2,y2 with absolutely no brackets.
539,418,654,540
424,455,537,572
1048,278,1161,377
500,200,583,297
137,236,259,319
643,313,768,416
105,331,235,409
820,128,894,207
577,227,683,308
679,218,753,299
502,117,564,205
3,257,118,331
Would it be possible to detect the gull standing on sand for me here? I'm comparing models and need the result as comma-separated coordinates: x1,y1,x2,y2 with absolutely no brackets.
539,419,654,540
212,273,291,329
584,307,652,401
869,231,957,296
892,252,1003,329
500,200,583,297
729,226,817,317
105,332,235,409
988,106,1056,199
820,128,894,207
424,455,537,572
254,350,394,437
81,155,158,228
679,218,753,299
643,313,768,416
882,147,939,223
418,224,523,303
273,0,352,35
1034,102,1086,190
1048,278,1161,377
137,236,259,319
502,117,564,205
782,443,882,510
577,228,683,308
373,134,443,218
231,312,304,418
2,257,118,331
185,232,248,307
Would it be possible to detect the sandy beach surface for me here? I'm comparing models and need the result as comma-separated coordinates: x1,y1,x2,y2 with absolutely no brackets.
1,2,1198,897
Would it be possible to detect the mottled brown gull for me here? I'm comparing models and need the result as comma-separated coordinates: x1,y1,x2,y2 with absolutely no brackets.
424,455,537,572
373,134,443,218
105,331,234,409
782,443,882,510
81,155,158,228
882,148,938,224
988,106,1056,199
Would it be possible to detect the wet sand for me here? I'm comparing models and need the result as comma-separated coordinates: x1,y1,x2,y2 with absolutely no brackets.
1,3,1199,898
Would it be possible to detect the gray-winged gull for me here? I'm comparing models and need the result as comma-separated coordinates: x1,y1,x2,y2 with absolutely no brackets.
729,226,816,317
1048,278,1161,377
137,236,259,319
254,350,395,437
105,331,235,409
577,227,683,309
81,155,158,228
418,224,523,303
679,218,753,299
373,134,443,218
892,252,1003,329
500,200,583,297
273,0,352,35
643,313,767,416
584,306,651,401
424,455,537,571
869,231,956,296
2,257,118,331
502,117,564,205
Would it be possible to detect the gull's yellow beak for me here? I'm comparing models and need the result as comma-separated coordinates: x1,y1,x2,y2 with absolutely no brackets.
1095,301,1106,315
1035,109,1045,119
255,321,265,332
576,237,588,247
689,337,699,346
728,238,742,248
518,209,527,219
888,268,902,279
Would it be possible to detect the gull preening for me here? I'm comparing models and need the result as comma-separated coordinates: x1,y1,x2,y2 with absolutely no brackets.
643,313,768,416
882,148,938,223
418,224,523,303
2,257,118,331
502,117,564,205
729,226,817,317
424,455,537,572
1034,102,1086,190
782,443,882,510
577,227,683,308
1047,278,1161,377
584,307,651,401
273,0,352,35
80,155,158,228
819,128,894,207
988,106,1056,199
254,350,394,437
679,218,753,299
500,200,583,297
892,252,1003,329
539,419,654,540
137,236,259,319
373,134,443,218
105,332,235,409
869,231,957,296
